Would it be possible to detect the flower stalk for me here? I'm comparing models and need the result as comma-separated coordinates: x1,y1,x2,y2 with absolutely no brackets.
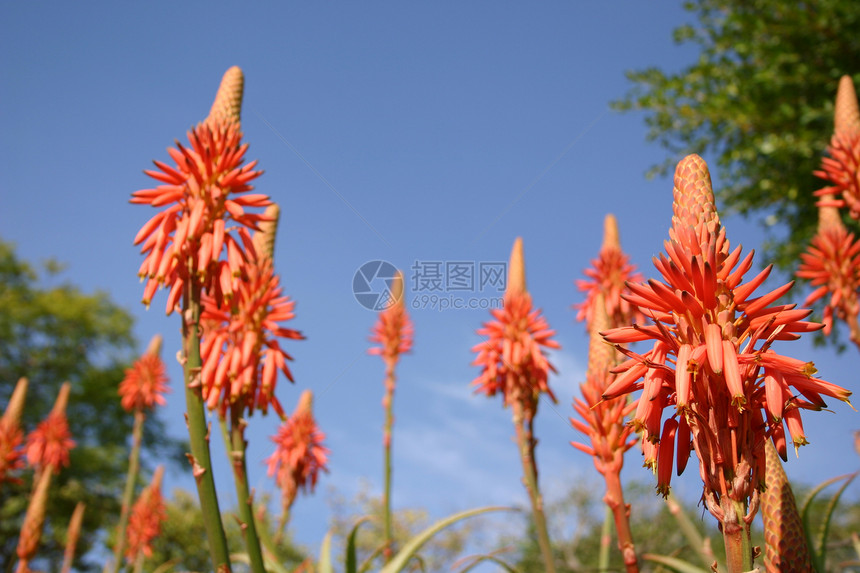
472,238,559,573
183,276,232,572
369,271,412,563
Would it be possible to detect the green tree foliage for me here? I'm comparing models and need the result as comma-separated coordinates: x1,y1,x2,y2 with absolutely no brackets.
0,239,182,573
614,0,860,271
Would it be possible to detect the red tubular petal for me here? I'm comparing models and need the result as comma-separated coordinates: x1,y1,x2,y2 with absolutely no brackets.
733,264,772,303
657,417,678,497
742,281,795,316
705,323,723,374
675,416,691,475
675,344,692,411
722,340,745,407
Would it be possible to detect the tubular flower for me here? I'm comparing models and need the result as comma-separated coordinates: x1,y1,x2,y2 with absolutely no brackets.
118,335,169,412
814,76,860,219
0,378,27,484
25,413,75,474
601,155,852,519
796,224,860,335
369,272,413,362
799,76,860,337
199,206,303,418
0,420,24,485
472,238,560,420
131,119,269,313
265,391,329,512
125,466,166,562
25,383,75,474
575,214,644,329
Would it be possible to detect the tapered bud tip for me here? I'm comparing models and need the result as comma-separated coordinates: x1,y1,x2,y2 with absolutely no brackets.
507,237,526,294
207,66,244,125
2,377,28,427
672,154,719,232
835,75,860,134
145,334,163,358
151,465,165,489
52,382,71,417
602,214,620,250
390,271,405,306
296,389,314,414
252,203,281,260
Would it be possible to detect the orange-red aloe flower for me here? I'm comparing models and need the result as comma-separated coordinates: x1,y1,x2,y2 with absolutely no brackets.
131,119,270,313
0,420,24,485
575,214,644,329
118,335,169,412
125,466,166,562
814,76,860,219
472,238,560,419
601,155,852,523
199,205,303,418
25,383,75,474
265,391,329,512
796,223,860,335
799,76,860,338
0,378,28,485
369,272,413,363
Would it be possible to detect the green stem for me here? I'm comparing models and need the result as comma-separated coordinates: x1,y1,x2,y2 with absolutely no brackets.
182,278,232,573
132,552,144,573
603,470,639,572
598,505,612,572
382,359,396,564
111,409,145,573
721,498,753,573
512,402,556,573
228,406,266,573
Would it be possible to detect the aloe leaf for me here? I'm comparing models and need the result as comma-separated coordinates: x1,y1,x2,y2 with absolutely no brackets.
641,553,711,573
812,471,858,571
318,530,334,573
800,471,853,566
455,554,520,573
407,554,426,571
345,516,373,573
358,544,385,573
380,506,512,573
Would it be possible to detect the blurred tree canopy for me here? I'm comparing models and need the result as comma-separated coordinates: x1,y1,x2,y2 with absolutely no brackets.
0,238,184,573
613,0,860,270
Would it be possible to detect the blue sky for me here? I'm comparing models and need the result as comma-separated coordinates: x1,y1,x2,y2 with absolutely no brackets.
2,1,858,569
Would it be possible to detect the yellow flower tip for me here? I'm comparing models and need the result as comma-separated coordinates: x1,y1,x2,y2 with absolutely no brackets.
252,203,281,261
2,377,28,427
207,66,245,126
671,154,719,232
151,465,165,490
52,382,71,417
296,389,314,415
602,214,620,251
390,270,405,307
145,334,163,358
507,237,527,295
835,75,860,134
